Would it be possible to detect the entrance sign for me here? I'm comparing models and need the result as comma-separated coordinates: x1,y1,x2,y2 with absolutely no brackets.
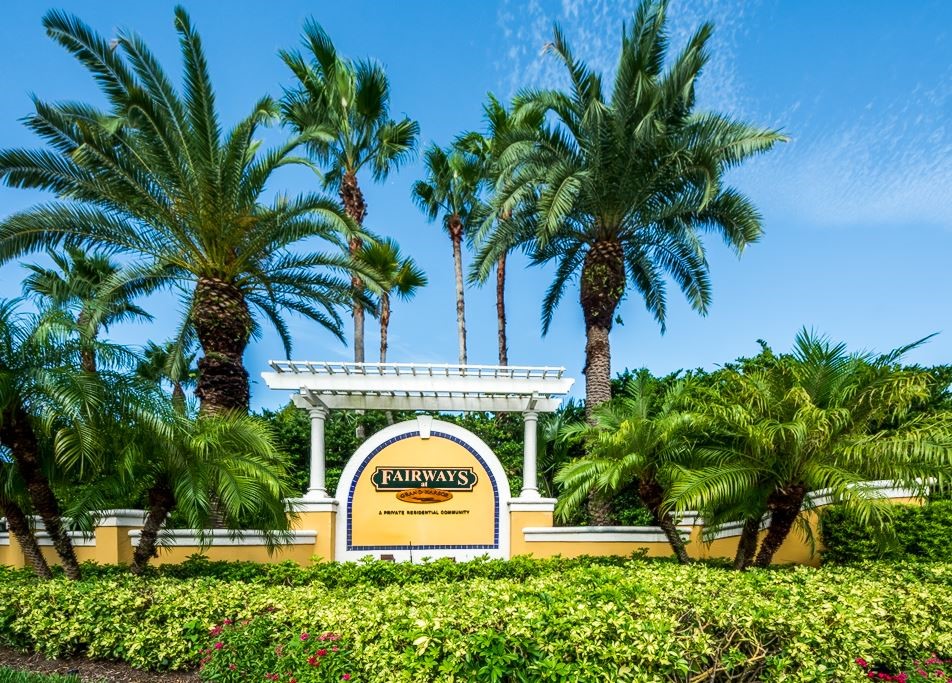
335,418,510,561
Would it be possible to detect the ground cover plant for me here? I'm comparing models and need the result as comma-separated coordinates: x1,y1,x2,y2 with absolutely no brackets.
0,669,79,683
0,557,950,682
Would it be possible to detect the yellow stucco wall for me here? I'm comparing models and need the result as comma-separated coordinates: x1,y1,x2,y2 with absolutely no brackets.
0,493,925,569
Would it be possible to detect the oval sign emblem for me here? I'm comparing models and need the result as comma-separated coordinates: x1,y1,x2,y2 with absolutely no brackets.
396,488,453,504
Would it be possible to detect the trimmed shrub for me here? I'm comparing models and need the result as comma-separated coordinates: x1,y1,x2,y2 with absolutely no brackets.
821,501,952,564
0,559,951,681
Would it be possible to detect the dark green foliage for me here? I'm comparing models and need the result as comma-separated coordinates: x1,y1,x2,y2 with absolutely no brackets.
822,501,952,564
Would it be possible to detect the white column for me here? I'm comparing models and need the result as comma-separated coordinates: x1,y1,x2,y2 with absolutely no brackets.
306,405,329,499
521,411,540,498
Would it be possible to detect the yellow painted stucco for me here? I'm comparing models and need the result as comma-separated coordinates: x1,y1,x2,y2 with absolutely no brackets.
147,543,316,566
349,435,497,550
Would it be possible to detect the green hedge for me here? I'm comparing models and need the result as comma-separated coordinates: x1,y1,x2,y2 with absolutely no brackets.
821,501,952,564
1,559,951,681
0,670,78,683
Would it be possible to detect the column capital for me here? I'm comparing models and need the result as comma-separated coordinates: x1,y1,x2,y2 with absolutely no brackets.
523,410,539,421
308,404,328,419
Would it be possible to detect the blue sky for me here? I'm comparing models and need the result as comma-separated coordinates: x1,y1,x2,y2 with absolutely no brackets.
0,0,949,410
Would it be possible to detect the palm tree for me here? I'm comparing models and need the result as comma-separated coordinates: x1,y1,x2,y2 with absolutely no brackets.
668,331,952,568
356,237,427,364
0,301,118,580
0,8,366,414
557,373,697,563
472,0,785,412
118,404,294,575
23,247,156,373
412,145,486,365
0,463,53,579
458,94,543,366
137,338,198,411
280,21,419,367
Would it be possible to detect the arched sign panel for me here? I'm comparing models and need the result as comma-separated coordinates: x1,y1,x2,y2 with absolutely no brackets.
335,418,510,562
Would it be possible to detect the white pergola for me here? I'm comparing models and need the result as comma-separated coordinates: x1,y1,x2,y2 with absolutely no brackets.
261,361,575,501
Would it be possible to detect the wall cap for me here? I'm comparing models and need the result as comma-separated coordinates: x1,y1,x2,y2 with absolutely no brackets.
129,529,317,548
36,531,96,547
286,498,339,513
523,526,688,543
95,509,147,527
508,498,557,513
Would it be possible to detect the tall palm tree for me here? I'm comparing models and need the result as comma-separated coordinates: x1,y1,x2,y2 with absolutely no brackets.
137,338,198,411
356,237,427,364
412,145,486,365
668,331,952,568
473,0,785,412
23,247,155,373
458,94,543,366
0,8,367,414
557,372,697,563
280,21,419,367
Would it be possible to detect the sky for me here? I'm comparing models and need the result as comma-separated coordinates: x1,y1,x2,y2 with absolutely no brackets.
0,0,949,411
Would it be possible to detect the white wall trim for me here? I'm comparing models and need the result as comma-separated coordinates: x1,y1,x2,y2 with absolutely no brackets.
508,498,557,513
286,499,339,514
129,529,317,548
0,532,9,546
524,526,690,543
96,509,147,527
36,531,96,547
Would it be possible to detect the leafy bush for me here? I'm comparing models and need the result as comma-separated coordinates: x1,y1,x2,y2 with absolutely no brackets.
855,654,952,682
1,559,952,680
822,501,952,564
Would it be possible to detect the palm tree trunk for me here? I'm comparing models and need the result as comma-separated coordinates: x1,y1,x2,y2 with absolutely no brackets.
449,215,467,366
496,253,508,366
340,171,368,439
753,486,807,567
131,484,174,576
1,498,52,579
734,517,761,570
76,308,97,374
0,405,82,580
579,240,625,417
639,478,690,564
191,277,252,414
586,494,616,526
379,294,390,364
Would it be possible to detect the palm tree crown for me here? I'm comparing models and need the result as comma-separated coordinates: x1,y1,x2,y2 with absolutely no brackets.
23,247,156,372
356,237,427,363
473,0,785,410
412,144,486,365
0,7,366,413
281,20,419,365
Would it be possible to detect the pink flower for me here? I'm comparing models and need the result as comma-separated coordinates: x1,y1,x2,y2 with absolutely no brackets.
300,632,310,641
214,642,223,650
342,676,351,681
317,649,328,657
228,664,237,671
857,658,869,669
210,625,222,636
223,619,233,625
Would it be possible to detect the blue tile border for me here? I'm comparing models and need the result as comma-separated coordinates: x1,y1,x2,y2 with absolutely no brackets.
347,430,500,552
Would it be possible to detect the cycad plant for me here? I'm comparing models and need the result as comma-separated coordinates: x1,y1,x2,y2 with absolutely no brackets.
473,0,785,411
356,237,427,364
557,372,698,563
0,8,366,414
668,331,952,568
23,247,156,373
412,145,486,365
281,21,419,366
